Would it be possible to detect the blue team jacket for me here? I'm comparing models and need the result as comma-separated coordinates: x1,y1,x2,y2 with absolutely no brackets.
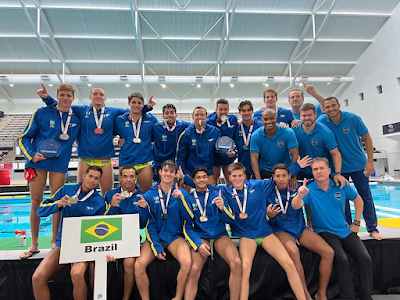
18,105,80,172
37,183,109,247
105,186,150,228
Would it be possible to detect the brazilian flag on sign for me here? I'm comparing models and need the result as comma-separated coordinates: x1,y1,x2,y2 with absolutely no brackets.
80,218,122,243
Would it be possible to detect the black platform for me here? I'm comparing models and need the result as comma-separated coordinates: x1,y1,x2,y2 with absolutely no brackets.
1,239,400,300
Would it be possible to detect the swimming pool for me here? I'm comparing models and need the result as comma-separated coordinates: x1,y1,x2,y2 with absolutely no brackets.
1,183,400,239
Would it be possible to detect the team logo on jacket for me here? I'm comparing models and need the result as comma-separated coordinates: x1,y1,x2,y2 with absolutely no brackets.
311,139,318,146
125,121,130,127
162,135,167,142
343,126,350,134
85,112,90,118
191,139,197,146
50,120,55,128
191,203,198,210
277,140,284,147
153,196,160,203
238,130,243,137
334,192,341,200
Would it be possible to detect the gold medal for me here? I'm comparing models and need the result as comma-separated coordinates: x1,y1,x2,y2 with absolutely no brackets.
59,133,70,140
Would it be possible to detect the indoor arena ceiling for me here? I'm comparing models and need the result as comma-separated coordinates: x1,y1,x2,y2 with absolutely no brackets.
0,0,399,107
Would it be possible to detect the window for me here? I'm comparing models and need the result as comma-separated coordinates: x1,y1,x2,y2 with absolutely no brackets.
358,92,364,101
376,85,383,94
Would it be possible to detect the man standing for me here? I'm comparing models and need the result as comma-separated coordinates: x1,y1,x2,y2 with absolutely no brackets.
289,83,325,120
292,157,373,300
292,103,342,180
318,97,382,240
253,88,293,125
206,99,238,184
19,83,80,258
152,104,190,179
234,100,263,180
177,106,221,185
250,109,299,184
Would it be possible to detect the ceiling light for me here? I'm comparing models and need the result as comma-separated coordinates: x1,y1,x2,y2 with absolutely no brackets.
263,83,269,87
298,83,303,87
197,84,201,88
87,84,92,87
160,84,167,88
229,84,235,88
9,84,14,87
295,83,299,86
327,82,331,85
48,84,53,87
125,84,131,88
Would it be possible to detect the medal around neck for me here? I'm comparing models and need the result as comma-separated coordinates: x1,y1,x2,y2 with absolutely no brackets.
68,196,78,204
59,133,70,141
199,216,208,222
215,136,236,153
38,139,61,158
120,191,130,198
221,115,227,122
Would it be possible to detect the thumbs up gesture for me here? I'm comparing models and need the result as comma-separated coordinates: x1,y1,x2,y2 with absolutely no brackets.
172,183,183,198
37,83,49,99
298,179,309,197
134,194,148,208
213,190,224,210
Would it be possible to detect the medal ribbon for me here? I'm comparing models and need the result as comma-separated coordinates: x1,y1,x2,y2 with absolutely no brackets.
195,120,205,134
217,116,231,128
275,186,290,214
193,188,209,218
163,120,176,132
158,185,172,215
232,183,247,215
56,105,72,136
121,187,136,198
240,120,254,146
131,117,142,140
93,106,105,130
72,185,95,202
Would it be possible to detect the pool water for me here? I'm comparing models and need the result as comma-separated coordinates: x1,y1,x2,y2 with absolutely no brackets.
1,183,400,239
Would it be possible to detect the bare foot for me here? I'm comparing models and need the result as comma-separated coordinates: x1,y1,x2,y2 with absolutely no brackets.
370,231,383,240
315,291,327,300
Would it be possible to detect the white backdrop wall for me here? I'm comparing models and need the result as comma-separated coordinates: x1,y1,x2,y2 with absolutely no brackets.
334,2,400,174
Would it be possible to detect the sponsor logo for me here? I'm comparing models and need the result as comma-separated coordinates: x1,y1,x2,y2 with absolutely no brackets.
144,120,150,123
249,189,255,194
311,139,318,146
80,218,122,243
208,138,214,142
343,126,350,134
334,192,342,200
277,140,284,147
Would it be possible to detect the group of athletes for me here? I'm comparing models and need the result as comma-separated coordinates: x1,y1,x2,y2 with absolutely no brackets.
17,82,381,300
